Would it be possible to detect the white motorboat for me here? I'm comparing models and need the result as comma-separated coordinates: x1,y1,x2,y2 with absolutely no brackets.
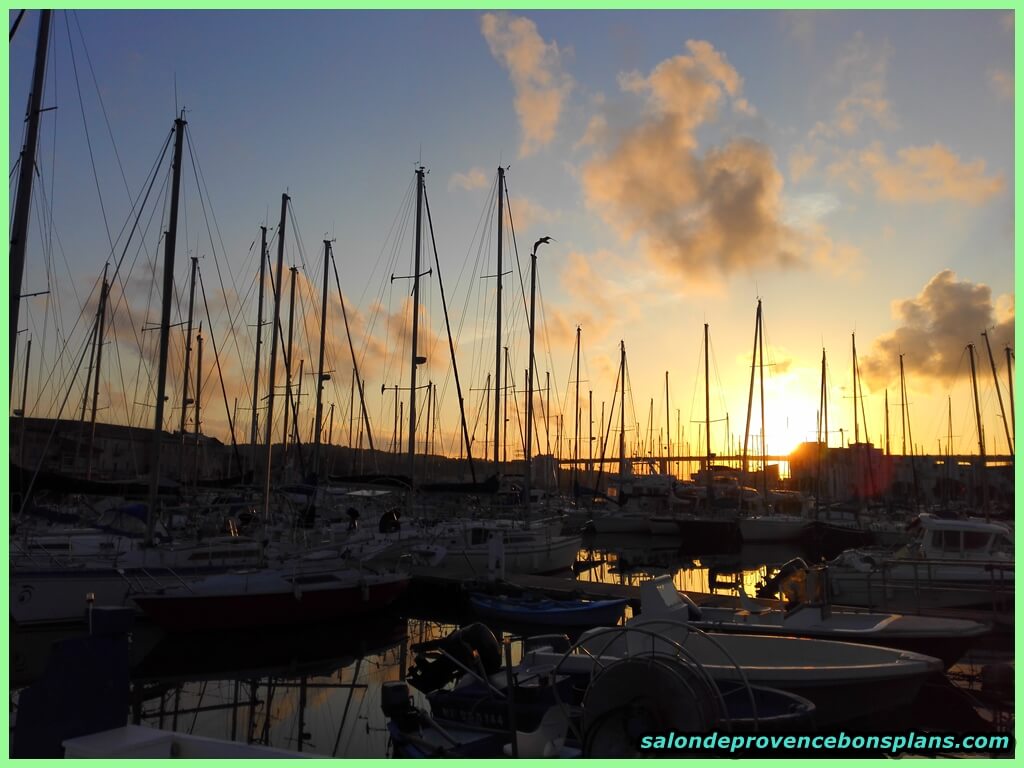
523,577,942,727
648,574,987,668
823,514,1013,613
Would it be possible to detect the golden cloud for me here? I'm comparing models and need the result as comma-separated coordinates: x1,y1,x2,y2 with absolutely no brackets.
481,13,574,157
859,142,1005,204
861,270,1015,388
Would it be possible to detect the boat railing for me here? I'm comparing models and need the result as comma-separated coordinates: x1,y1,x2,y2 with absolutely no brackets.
11,538,75,570
119,565,196,596
860,557,1012,620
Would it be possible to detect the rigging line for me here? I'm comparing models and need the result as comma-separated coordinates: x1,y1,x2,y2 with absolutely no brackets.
197,266,244,470
184,131,253,406
71,12,138,227
64,12,116,259
501,174,530,323
9,9,25,41
331,246,376,454
423,185,475,477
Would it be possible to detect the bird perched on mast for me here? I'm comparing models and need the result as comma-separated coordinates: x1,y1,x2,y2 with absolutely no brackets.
534,236,554,252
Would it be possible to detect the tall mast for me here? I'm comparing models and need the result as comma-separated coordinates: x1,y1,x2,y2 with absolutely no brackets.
146,115,186,545
313,241,332,478
250,226,268,449
742,301,759,476
618,341,626,479
822,348,829,448
10,10,52,386
178,256,198,479
982,331,1013,455
193,330,203,486
282,265,298,457
704,323,711,492
757,303,767,501
493,167,505,469
1006,346,1015,448
590,389,594,476
524,237,549,513
407,167,425,492
967,343,988,516
663,371,670,476
572,325,581,492
262,193,289,522
884,390,890,457
85,264,110,480
19,337,32,467
851,333,859,445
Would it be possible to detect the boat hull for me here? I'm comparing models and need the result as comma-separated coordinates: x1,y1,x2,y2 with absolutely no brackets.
133,575,408,631
470,594,627,627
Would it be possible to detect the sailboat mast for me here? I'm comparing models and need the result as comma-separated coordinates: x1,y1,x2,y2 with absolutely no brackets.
146,115,186,545
663,372,670,475
742,302,759,476
262,193,289,521
194,331,203,486
493,167,505,469
573,325,581,491
982,331,1013,455
704,323,711,481
313,241,331,477
85,265,110,480
757,302,766,501
283,266,298,457
1006,346,1015,446
884,390,890,456
10,10,52,386
19,337,32,466
967,343,988,515
851,333,859,445
618,341,626,479
250,226,267,449
178,256,198,478
524,238,548,512
407,167,425,491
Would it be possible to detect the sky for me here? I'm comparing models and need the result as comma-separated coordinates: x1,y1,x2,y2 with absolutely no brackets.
8,9,1016,467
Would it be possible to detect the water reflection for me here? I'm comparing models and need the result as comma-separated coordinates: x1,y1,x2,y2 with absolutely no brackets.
577,533,817,603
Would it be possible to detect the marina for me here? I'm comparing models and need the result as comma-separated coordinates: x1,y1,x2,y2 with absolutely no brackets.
8,8,1015,760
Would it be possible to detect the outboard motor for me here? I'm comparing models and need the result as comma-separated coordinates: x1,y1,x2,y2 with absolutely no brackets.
407,623,502,694
756,557,810,599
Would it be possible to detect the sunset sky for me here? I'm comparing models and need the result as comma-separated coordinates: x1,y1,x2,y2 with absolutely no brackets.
9,10,1016,466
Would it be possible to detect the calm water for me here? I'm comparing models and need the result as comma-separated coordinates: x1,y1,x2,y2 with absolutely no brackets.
11,535,1013,757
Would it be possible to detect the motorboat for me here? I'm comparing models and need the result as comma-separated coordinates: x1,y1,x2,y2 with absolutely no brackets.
392,623,816,757
649,574,988,669
522,582,942,727
469,593,627,628
823,514,1013,613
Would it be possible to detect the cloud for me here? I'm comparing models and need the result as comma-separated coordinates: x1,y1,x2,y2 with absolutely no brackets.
861,270,1015,388
988,68,1014,102
480,13,574,157
810,32,895,139
858,141,1004,204
788,147,817,182
578,40,860,287
449,167,489,191
508,195,557,233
